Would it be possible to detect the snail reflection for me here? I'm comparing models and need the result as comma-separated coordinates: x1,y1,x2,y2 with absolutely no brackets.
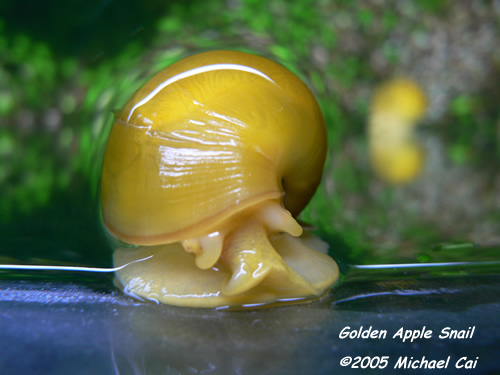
368,78,428,184
101,50,339,308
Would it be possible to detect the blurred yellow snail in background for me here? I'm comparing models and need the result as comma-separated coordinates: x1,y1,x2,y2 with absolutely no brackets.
101,50,339,308
368,78,428,184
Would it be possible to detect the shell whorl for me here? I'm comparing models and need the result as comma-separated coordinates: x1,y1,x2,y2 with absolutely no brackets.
101,50,326,245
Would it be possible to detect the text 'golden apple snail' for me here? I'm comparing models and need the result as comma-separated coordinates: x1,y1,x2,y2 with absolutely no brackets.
101,50,339,308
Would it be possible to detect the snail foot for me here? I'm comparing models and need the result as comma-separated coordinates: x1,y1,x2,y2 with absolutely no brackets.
113,200,339,308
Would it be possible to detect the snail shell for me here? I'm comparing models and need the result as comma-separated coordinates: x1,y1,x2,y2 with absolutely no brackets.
101,50,338,308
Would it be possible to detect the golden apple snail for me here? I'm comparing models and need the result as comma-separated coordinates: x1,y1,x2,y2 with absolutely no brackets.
101,50,339,308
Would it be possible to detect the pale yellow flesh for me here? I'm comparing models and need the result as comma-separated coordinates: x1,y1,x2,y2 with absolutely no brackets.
113,201,339,308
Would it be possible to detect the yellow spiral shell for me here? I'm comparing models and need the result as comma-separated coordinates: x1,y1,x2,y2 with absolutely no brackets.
101,50,338,308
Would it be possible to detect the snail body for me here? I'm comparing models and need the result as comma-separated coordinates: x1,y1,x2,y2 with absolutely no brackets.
101,50,338,308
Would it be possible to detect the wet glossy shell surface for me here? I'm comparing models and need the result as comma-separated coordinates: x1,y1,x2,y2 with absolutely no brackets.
101,50,326,245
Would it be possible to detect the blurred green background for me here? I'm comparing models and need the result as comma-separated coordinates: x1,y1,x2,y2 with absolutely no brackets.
0,0,498,269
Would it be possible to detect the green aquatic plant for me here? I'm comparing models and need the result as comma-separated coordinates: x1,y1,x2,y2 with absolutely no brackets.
0,0,498,265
